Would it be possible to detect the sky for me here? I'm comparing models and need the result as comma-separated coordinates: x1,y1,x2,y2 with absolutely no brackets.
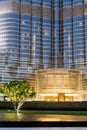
0,128,86,130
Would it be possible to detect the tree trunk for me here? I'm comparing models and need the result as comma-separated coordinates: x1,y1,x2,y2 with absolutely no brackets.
13,102,17,111
17,107,19,114
17,100,25,114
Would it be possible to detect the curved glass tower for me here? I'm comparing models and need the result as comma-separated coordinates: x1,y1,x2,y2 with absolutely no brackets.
1,0,87,83
31,0,42,69
85,0,87,70
18,0,31,80
63,0,73,68
54,0,59,68
0,0,20,82
59,0,87,73
42,0,52,69
0,0,54,82
73,0,85,69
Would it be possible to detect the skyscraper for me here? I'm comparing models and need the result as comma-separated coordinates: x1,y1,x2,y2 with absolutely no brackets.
59,0,87,73
0,0,54,82
0,0,87,83
0,0,20,82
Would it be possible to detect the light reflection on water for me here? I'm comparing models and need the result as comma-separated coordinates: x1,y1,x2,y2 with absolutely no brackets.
0,113,87,121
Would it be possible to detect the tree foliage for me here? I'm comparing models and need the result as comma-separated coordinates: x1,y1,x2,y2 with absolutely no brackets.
0,80,36,113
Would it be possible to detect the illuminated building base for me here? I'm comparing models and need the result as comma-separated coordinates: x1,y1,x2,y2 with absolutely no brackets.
29,68,86,102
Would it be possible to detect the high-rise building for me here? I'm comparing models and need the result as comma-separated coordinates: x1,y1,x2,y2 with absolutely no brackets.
0,0,20,82
59,0,87,73
0,0,54,82
0,0,87,83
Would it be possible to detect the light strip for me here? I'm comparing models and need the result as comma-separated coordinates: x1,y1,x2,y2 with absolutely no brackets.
65,94,78,96
40,94,58,96
40,93,78,96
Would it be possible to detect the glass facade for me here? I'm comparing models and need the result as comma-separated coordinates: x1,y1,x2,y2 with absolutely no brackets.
42,0,52,69
0,0,20,82
18,0,31,80
73,0,84,69
1,0,87,82
34,68,82,101
59,0,87,74
0,0,54,82
54,0,59,68
63,0,73,68
31,0,41,69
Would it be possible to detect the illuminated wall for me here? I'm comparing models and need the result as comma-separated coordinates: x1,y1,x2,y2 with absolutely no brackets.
33,68,82,101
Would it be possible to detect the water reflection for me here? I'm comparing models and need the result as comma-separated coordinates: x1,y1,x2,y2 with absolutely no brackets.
0,113,86,121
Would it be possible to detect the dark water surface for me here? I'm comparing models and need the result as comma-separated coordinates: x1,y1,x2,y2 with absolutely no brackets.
0,112,87,121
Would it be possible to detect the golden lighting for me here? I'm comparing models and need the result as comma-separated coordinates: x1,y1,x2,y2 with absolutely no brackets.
65,94,78,96
40,94,58,96
29,68,84,101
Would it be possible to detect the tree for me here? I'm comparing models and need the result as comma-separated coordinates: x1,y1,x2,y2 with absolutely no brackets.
0,80,36,114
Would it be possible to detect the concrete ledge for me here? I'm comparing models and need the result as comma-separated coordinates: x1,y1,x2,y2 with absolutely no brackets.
22,101,87,110
0,101,87,110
